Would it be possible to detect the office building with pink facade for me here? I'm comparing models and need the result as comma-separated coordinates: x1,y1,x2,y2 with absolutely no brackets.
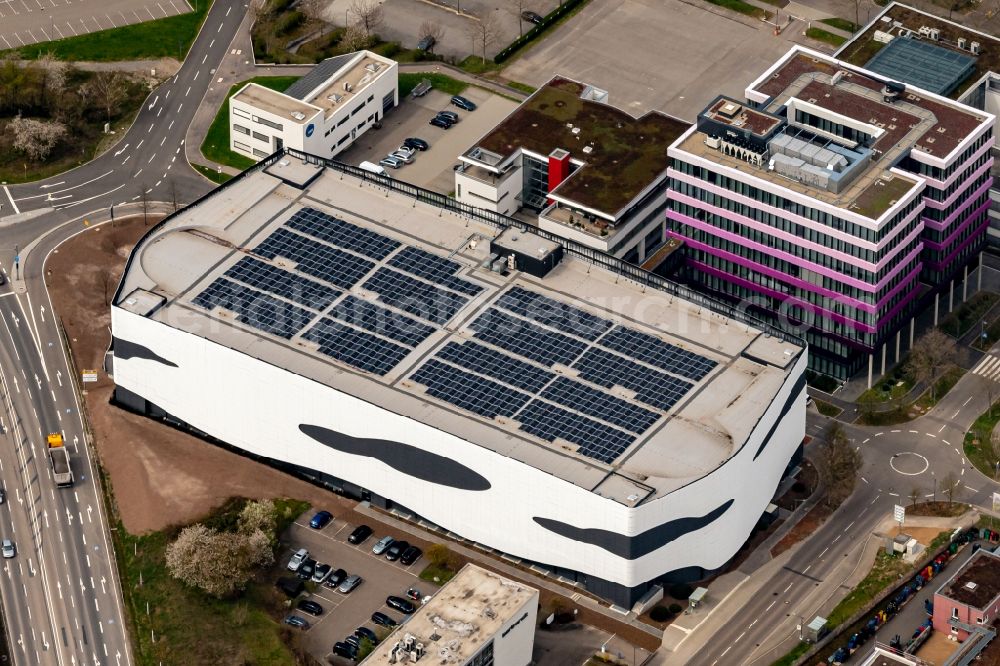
933,549,1000,642
666,46,993,380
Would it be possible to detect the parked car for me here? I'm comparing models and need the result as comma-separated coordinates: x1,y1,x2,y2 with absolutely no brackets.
356,626,379,644
297,599,324,616
385,540,410,561
389,151,414,164
287,548,309,571
348,525,373,544
372,536,395,555
417,35,436,51
345,635,361,649
312,563,332,583
402,137,429,151
450,95,477,111
1,540,14,559
284,614,310,629
309,510,333,529
372,611,397,628
429,116,453,129
400,546,422,566
325,568,348,588
0,489,6,504
379,155,404,169
521,9,543,23
386,596,416,614
338,574,363,593
334,641,358,660
405,587,422,601
436,110,459,123
394,145,416,159
297,558,317,580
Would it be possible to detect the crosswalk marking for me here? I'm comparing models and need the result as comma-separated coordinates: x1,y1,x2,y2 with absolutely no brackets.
973,354,1000,382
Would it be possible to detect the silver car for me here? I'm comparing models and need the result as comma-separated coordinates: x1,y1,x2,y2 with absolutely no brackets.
379,156,404,169
372,536,394,555
287,547,309,571
2,539,14,559
311,563,331,584
338,574,363,593
390,151,414,164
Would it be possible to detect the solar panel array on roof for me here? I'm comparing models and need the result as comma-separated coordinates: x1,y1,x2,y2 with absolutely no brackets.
363,267,469,324
437,341,554,393
303,317,411,375
255,227,375,289
517,400,636,464
863,36,977,96
496,286,613,340
469,308,588,367
601,327,717,380
287,207,400,260
225,256,340,310
574,348,692,411
388,246,484,296
192,277,314,339
541,377,660,434
412,359,531,419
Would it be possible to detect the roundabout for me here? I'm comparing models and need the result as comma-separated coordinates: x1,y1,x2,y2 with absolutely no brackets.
888,451,930,476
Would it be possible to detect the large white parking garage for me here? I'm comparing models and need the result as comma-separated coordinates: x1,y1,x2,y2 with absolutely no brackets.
110,152,806,606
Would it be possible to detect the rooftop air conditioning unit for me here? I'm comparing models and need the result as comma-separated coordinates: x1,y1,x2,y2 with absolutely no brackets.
972,41,981,54
930,28,940,40
290,111,305,120
344,82,353,92
959,37,967,49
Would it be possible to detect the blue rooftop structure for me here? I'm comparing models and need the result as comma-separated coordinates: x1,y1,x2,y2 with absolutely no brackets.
864,36,976,96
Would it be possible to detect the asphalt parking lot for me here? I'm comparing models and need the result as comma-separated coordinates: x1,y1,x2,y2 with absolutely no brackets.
0,0,191,49
280,515,441,663
502,0,796,120
336,85,518,194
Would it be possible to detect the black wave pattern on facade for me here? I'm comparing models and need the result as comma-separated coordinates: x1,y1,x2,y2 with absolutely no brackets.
113,337,178,368
533,499,735,559
753,374,806,461
298,424,492,491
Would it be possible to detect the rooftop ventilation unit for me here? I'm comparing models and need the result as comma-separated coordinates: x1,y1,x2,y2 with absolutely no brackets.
327,93,343,104
930,28,940,40
571,127,581,135
343,82,353,92
365,62,381,73
972,41,981,55
959,37,967,49
831,71,845,86
882,82,904,104
582,145,593,154
718,101,742,118
966,581,978,590
290,111,306,120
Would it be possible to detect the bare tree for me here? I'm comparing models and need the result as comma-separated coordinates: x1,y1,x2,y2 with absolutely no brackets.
238,499,276,538
943,471,960,504
86,71,129,122
418,21,446,50
507,0,532,37
466,13,500,64
169,179,179,212
908,486,920,508
349,0,384,38
907,329,958,402
340,22,372,52
816,422,863,508
7,114,67,162
139,185,149,226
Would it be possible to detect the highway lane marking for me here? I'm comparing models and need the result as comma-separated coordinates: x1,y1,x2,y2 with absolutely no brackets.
202,54,208,63
57,183,125,209
156,107,162,117
136,139,144,150
194,70,200,81
3,186,19,214
952,409,961,418
148,122,154,133
226,4,230,13
177,102,183,113
121,155,131,165
891,429,901,433
874,432,883,437
217,20,222,31
926,432,935,437
964,396,973,406
939,424,946,432
15,169,113,200
113,143,129,156
185,85,191,97
845,520,855,531
168,120,174,130
967,485,980,492
782,583,792,593
148,153,157,163
861,476,868,484
909,429,918,434
209,38,214,47
943,440,952,446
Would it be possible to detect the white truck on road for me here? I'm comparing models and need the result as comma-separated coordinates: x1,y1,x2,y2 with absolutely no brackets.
47,433,73,488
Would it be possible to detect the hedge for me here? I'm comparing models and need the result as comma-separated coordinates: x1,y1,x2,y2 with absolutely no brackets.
494,0,588,64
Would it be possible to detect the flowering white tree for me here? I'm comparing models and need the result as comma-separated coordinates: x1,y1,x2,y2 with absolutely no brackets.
8,114,66,161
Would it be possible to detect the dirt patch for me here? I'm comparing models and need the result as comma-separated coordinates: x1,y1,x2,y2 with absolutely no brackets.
771,502,834,557
889,526,948,547
907,501,968,518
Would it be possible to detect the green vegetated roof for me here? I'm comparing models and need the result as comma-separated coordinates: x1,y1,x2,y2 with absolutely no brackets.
476,78,690,215
851,174,918,219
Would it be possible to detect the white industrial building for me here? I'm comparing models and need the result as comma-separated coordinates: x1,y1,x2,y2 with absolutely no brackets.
228,51,397,161
110,152,806,606
361,565,538,666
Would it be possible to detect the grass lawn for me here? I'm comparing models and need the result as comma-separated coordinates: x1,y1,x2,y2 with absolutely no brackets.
826,551,913,628
419,563,458,585
770,642,810,666
5,0,212,61
398,73,467,98
113,496,310,665
705,0,769,19
964,398,1000,479
857,362,914,404
807,27,847,47
820,17,858,32
914,367,965,411
940,292,1000,337
858,366,964,426
507,81,537,95
200,76,299,171
192,163,233,184
815,399,842,418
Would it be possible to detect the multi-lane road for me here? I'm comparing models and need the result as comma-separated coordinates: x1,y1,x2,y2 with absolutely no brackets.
0,0,249,662
675,360,1000,665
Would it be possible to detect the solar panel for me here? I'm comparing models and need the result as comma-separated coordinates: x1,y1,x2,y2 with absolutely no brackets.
468,309,588,367
436,341,554,393
387,246,484,296
224,256,340,311
601,327,717,381
286,207,400,260
328,295,436,348
573,347,692,411
303,317,410,375
496,286,613,341
517,400,635,464
255,227,374,290
363,267,468,324
540,377,660,434
192,277,314,339
411,359,530,418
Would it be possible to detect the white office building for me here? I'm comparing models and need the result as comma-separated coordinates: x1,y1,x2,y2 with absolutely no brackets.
110,153,806,607
361,565,538,666
228,51,398,161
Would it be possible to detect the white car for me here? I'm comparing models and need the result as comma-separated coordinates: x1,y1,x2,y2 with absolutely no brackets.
287,547,309,572
394,146,416,159
311,563,332,584
372,536,395,555
2,539,14,559
390,151,414,164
